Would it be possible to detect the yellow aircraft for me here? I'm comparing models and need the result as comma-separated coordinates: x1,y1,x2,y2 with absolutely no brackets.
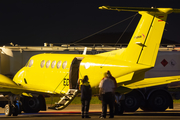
0,6,180,116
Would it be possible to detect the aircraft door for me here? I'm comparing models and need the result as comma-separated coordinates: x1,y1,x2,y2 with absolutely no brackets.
69,57,83,89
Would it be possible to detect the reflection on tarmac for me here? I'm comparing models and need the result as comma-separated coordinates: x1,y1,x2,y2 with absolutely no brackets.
0,104,180,120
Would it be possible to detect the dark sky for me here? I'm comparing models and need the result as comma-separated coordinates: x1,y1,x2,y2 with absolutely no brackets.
1,0,180,46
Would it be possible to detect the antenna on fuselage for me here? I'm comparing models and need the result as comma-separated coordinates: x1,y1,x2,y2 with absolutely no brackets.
83,47,87,55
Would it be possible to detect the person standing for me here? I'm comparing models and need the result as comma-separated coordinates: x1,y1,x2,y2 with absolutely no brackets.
99,72,115,118
107,70,117,89
79,75,92,118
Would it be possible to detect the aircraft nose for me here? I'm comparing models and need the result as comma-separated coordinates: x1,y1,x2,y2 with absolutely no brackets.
13,68,26,84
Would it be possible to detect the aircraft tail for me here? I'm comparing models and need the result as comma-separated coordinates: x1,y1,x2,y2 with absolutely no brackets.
99,6,180,67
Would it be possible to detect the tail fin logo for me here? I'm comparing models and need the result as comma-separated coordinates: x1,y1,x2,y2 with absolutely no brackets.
134,34,146,40
142,34,145,39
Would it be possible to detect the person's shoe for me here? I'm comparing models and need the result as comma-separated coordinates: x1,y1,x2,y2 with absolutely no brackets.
82,115,84,118
109,116,114,118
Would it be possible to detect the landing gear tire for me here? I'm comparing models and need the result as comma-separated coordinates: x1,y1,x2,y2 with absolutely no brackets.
4,104,12,116
5,103,21,116
147,91,170,111
12,105,19,116
22,96,40,113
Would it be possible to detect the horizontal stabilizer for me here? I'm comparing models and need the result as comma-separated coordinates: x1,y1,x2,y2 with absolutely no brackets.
99,6,180,13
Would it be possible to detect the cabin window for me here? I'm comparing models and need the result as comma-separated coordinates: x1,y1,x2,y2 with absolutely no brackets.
62,61,67,69
51,60,56,68
28,59,34,67
57,61,62,69
46,60,51,68
40,60,45,68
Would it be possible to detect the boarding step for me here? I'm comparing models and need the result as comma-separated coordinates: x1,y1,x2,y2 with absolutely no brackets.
48,89,79,110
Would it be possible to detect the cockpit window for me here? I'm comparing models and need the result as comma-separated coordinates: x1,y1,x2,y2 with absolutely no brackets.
46,60,51,68
25,61,29,67
51,60,56,68
57,61,62,69
28,59,34,67
40,60,45,68
62,61,67,69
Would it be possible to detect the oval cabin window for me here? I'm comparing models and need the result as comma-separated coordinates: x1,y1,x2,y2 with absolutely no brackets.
28,59,34,67
57,61,62,69
46,60,51,68
51,60,56,68
40,60,45,68
62,61,67,69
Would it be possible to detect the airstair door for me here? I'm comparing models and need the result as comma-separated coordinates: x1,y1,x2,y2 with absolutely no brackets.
69,57,83,89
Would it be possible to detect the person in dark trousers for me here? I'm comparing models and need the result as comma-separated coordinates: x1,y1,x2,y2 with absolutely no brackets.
79,75,92,118
99,71,115,119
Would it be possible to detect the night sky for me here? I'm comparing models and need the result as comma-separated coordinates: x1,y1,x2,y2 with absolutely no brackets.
1,0,180,46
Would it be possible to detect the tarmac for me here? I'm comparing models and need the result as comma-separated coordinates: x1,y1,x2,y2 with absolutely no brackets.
0,103,180,120
0,104,102,115
43,104,102,113
1,103,180,114
43,103,180,113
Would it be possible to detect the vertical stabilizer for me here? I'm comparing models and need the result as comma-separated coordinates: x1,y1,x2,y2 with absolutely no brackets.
121,12,167,66
99,6,180,67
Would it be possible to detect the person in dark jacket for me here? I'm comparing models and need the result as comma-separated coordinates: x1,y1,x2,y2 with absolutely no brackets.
79,75,92,118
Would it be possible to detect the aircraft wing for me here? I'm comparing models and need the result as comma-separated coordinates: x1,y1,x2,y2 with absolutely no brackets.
0,74,59,95
0,74,23,94
124,75,180,89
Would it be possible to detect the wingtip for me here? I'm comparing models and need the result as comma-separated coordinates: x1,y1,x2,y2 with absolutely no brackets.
99,6,108,10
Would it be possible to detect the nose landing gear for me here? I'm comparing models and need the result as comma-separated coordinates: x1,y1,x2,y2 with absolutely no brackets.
4,101,21,116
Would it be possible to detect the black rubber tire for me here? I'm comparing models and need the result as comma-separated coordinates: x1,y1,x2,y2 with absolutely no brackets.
147,91,170,111
22,96,40,113
4,104,12,116
12,105,19,116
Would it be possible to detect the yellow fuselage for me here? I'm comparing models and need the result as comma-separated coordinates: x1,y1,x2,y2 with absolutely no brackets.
13,53,151,95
